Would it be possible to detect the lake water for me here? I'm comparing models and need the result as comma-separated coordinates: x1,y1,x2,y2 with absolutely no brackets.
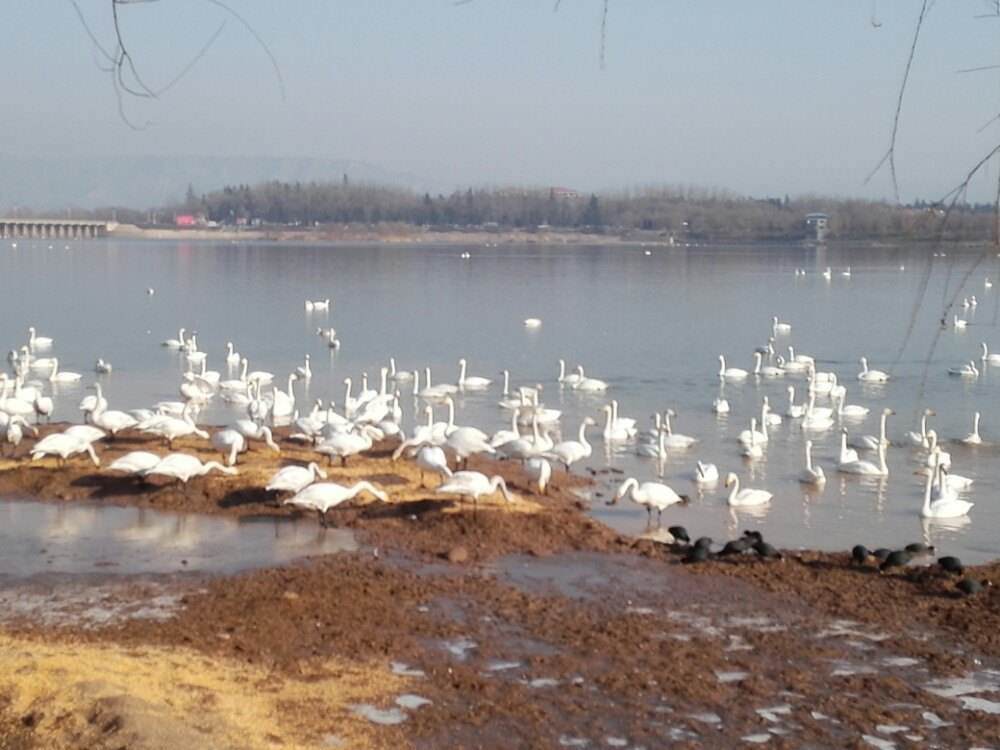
2,238,999,562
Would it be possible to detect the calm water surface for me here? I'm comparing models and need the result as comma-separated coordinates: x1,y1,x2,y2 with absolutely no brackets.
2,239,999,563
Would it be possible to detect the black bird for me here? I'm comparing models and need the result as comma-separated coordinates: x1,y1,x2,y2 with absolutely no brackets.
753,540,782,560
693,536,714,551
879,549,912,574
683,545,711,564
718,538,751,556
668,525,690,544
743,530,764,544
957,578,992,596
937,556,965,576
851,545,872,565
872,548,892,563
905,542,935,555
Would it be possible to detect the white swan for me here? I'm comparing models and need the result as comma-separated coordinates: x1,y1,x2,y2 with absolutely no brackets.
662,409,697,449
849,407,892,452
962,412,983,445
572,365,609,392
948,361,979,378
738,408,768,447
295,354,312,381
91,404,138,437
546,417,594,471
523,318,542,328
211,429,246,467
316,428,375,466
284,481,387,526
712,397,730,415
954,315,968,329
95,358,113,374
693,460,719,485
981,343,1000,366
48,359,82,383
907,408,935,448
785,386,805,419
924,430,951,470
266,463,328,494
718,355,748,382
389,357,413,382
858,357,889,383
419,367,459,400
220,358,249,393
753,351,784,378
437,472,513,507
558,359,582,387
414,445,453,487
725,473,771,507
799,440,826,486
838,435,889,476
458,358,492,389
741,418,764,459
162,328,186,349
108,451,162,476
835,392,870,419
636,428,665,459
27,326,54,350
609,477,686,524
601,404,635,441
79,384,108,421
304,298,331,312
839,429,860,464
921,456,973,519
525,456,552,494
225,342,241,366
30,432,100,466
772,316,792,335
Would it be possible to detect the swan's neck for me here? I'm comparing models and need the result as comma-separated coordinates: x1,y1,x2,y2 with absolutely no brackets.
718,356,726,376
728,477,740,503
754,352,761,374
578,420,589,446
447,399,455,428
425,368,432,387
344,379,353,404
558,360,565,380
922,463,934,514
389,357,397,376
877,442,888,474
805,444,814,471
664,412,673,436
974,413,981,435
502,370,509,395
459,360,467,383
603,408,613,433
879,413,888,442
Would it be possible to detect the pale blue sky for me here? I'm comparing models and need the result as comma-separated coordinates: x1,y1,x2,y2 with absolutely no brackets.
3,1,999,201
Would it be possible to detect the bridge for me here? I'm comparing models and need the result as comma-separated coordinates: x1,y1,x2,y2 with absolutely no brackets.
0,219,107,239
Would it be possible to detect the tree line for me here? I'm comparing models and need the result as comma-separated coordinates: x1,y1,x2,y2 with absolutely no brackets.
70,180,1000,242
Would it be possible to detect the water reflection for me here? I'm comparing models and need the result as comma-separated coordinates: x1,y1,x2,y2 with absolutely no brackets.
0,499,356,579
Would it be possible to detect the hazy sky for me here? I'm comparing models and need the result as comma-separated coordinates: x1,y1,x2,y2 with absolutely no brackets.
4,1,999,201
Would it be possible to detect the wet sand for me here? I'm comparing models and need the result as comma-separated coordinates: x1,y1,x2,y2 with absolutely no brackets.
2,427,999,748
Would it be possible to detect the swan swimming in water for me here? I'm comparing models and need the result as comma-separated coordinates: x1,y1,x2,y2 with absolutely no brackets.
799,440,826,486
693,460,719,485
980,342,1000,365
921,455,973,519
838,432,889,476
718,355,748,382
961,412,983,445
948,361,979,378
725,473,771,507
27,327,53,350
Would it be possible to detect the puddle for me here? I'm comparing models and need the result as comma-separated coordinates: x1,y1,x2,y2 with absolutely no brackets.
0,581,186,628
756,705,791,722
742,734,771,744
689,712,722,725
604,739,629,748
0,498,356,579
862,736,896,749
485,660,522,672
558,737,590,747
528,677,560,688
924,671,1000,698
352,704,408,725
958,696,1000,714
716,671,749,683
395,694,432,710
391,662,425,678
441,638,477,660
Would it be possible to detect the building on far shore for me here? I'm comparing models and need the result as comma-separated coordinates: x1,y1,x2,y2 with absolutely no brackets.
804,212,829,242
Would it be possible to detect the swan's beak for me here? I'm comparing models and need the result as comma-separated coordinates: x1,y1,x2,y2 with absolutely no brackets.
606,495,619,506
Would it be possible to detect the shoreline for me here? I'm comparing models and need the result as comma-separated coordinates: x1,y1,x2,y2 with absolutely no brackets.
3,427,1000,748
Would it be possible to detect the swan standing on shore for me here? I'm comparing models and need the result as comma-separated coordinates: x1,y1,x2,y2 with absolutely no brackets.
266,463,328,495
546,417,594,471
284,481,387,526
608,477,687,525
436,472,512,508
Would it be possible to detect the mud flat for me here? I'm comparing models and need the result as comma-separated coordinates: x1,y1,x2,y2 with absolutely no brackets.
1,428,999,748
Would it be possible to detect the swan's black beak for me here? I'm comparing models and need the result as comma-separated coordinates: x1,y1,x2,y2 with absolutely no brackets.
606,496,619,506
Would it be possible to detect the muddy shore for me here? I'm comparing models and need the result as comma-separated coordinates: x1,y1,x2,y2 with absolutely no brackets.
1,427,999,748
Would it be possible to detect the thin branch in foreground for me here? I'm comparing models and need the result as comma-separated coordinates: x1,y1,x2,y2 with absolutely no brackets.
203,0,286,100
865,0,930,203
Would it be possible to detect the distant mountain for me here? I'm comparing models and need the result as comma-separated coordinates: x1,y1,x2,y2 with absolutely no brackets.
0,155,434,211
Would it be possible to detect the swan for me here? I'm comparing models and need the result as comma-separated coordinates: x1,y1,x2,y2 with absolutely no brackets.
48,359,82,383
91,405,138,437
458,358,492,389
525,456,552,494
79,384,108,421
419,367,458,400
32,393,53,423
295,355,312,381
558,359,583,387
741,418,764,459
94,358,113,374
962,412,983,445
718,355,748,382
761,397,782,427
194,358,220,390
800,393,834,432
497,413,550,461
545,417,594,471
839,429,860,464
822,267,832,280
725,473,772,507
713,397,730,415
266,462,328,494
954,315,968,329
799,440,826,486
304,298,331,312
515,391,561,426
637,413,662,445
316,427,376,465
211,429,246,466
907,408,935,448
572,365,609,392
497,372,528,409
948,361,979,378
753,351,785,378
772,316,792,335
785,386,805,419
835,391,870,419
490,408,522,448
636,428,665,459
143,453,238,485
437,472,513,507
1,416,34,455
268,373,298,420
849,407,893,452
445,425,496,468
141,406,209,447
220,358,249,393
738,409,768,447
601,404,634,441
108,451,162,476
924,430,951,470
523,318,542,328
788,346,815,366
987,277,994,289
609,477,687,524
246,362,274,386
662,409,697,449
414,445,453,487
284,481,385,526
693,460,719,485
389,357,413,382
232,420,281,453
837,435,889,476
28,354,57,372
858,357,890,383
27,327,54,350
30,432,100,466
183,335,207,366
64,424,105,445
780,349,810,374
980,343,1000,366
225,342,241,366
162,327,186,349
921,456,973,519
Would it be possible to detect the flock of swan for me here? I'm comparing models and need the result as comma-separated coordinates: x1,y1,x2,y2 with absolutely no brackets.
0,267,994,540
